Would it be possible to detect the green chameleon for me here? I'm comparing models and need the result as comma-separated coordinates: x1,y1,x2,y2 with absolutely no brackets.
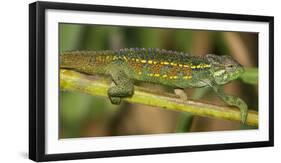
60,48,248,123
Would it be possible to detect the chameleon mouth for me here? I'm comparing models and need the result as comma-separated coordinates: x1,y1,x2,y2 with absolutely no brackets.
238,66,245,75
233,66,245,79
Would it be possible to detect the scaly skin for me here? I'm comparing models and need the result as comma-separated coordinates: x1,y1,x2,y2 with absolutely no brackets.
60,48,248,123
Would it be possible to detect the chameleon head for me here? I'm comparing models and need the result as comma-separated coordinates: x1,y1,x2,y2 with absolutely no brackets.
206,54,244,85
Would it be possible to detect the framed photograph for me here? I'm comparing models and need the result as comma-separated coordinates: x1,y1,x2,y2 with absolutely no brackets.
29,1,274,162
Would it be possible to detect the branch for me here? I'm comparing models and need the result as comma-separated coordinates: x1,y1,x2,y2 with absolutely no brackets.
60,69,258,127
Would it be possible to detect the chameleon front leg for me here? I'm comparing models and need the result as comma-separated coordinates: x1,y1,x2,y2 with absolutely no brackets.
107,66,134,105
203,80,248,123
211,84,248,124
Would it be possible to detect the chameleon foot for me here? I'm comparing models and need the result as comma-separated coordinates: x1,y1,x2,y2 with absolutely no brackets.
107,65,134,105
236,97,248,124
107,84,133,105
241,109,248,124
108,96,122,105
174,89,188,100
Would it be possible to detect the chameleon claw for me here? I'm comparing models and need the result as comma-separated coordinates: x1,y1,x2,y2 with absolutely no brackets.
240,105,248,124
241,111,248,124
109,96,122,105
236,98,248,124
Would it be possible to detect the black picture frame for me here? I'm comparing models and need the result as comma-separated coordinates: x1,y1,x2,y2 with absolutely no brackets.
29,1,274,162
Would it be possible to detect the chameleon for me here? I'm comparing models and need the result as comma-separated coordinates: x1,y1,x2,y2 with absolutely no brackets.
60,48,248,123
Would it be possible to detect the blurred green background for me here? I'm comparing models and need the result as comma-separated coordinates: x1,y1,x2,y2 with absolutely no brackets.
59,23,258,138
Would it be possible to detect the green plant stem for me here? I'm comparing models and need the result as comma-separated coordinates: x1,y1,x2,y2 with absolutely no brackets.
239,68,258,85
60,69,258,127
175,113,194,132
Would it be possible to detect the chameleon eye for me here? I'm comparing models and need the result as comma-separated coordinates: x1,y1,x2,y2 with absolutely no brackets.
225,64,235,68
225,64,235,71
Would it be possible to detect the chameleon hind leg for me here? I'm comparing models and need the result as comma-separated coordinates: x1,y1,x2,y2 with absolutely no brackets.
107,66,134,105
